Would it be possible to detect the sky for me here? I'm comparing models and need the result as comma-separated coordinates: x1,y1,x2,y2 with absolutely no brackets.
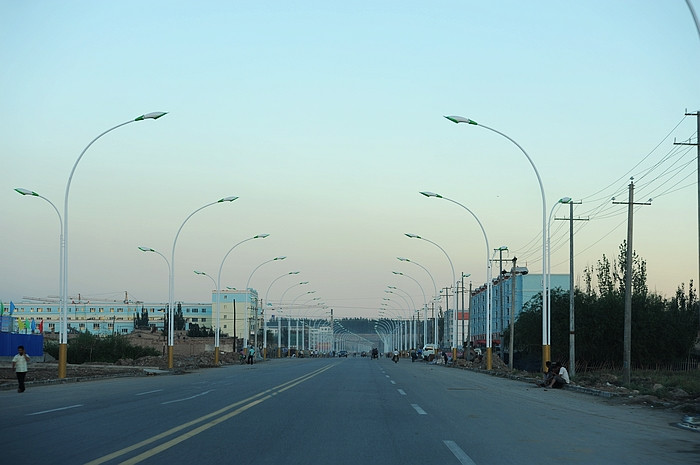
1,1,699,319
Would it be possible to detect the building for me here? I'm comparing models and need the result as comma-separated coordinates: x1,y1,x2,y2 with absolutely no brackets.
4,298,212,336
466,272,569,349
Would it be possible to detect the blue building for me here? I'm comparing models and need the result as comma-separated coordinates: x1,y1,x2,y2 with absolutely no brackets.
466,273,569,348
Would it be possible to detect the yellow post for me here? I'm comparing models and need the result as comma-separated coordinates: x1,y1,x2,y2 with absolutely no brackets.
452,347,457,364
542,345,551,372
486,347,492,370
58,343,67,378
168,345,174,369
214,346,220,365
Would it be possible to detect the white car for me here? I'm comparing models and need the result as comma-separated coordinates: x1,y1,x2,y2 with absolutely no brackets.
422,344,438,360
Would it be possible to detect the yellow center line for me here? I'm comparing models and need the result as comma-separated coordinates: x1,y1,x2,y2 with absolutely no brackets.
85,363,337,465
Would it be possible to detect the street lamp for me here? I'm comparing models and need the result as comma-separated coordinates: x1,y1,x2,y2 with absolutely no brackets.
445,115,548,368
245,255,286,356
15,188,63,336
405,233,458,359
60,111,167,378
420,191,493,369
397,257,439,345
168,196,238,368
216,234,269,363
138,246,170,335
547,197,572,352
393,271,427,347
193,271,217,347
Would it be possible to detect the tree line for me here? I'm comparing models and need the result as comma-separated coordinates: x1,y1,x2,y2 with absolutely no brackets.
510,242,699,367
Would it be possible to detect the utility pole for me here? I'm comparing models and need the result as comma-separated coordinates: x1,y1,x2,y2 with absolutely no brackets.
555,200,587,378
443,286,451,348
509,257,517,370
674,110,699,334
467,280,472,354
613,179,651,385
491,247,508,355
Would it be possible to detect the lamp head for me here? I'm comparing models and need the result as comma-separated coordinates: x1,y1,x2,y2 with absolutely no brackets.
405,233,421,239
444,115,477,125
300,281,309,285
274,256,286,260
397,257,410,262
135,112,168,121
254,234,270,239
138,246,155,252
219,196,239,202
289,271,300,275
420,191,442,199
559,196,572,204
14,188,39,196
392,271,404,275
194,270,206,276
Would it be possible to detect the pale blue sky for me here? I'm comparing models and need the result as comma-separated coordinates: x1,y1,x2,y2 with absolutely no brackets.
2,1,699,318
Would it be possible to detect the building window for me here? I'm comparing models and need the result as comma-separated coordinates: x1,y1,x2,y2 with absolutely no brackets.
192,318,199,322
201,318,207,323
99,308,104,313
93,324,100,330
90,308,96,313
192,309,199,313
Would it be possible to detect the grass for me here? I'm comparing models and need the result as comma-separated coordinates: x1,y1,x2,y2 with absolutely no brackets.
572,368,700,399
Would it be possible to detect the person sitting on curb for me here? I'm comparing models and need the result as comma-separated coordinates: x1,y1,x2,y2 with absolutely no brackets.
546,362,571,389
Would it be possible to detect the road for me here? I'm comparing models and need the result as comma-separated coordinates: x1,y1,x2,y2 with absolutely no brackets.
0,357,696,464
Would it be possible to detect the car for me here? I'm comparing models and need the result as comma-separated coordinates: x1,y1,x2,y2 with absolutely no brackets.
338,350,348,357
421,344,438,360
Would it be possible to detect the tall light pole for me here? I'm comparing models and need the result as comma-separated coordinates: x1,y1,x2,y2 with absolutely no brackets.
547,196,572,358
420,191,493,370
397,257,439,345
278,281,309,356
15,188,63,334
405,233,458,359
213,234,270,364
169,196,238,368
137,246,170,335
193,270,217,354
60,111,167,378
393,271,427,347
445,115,548,369
245,256,286,355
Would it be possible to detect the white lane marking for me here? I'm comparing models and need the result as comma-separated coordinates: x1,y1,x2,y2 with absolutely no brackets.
27,404,83,416
443,440,478,465
397,389,406,395
161,390,213,405
411,404,427,415
136,389,164,396
390,380,396,384
385,375,390,378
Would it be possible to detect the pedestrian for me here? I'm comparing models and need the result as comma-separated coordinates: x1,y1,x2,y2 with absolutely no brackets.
546,362,571,389
12,345,30,393
247,344,255,364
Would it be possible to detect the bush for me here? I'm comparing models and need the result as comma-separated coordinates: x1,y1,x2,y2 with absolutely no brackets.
45,333,159,364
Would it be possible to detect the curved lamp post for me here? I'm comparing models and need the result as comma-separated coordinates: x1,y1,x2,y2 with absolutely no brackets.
138,246,170,334
241,257,286,358
60,111,167,378
444,115,548,368
406,233,458,359
547,197,572,350
420,191,493,369
397,257,439,345
168,196,238,368
15,188,63,334
393,271,427,347
278,281,309,356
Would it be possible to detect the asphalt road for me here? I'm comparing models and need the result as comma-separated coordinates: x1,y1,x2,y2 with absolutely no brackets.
0,357,696,464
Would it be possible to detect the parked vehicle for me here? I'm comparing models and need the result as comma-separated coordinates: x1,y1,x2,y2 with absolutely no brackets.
422,344,438,360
